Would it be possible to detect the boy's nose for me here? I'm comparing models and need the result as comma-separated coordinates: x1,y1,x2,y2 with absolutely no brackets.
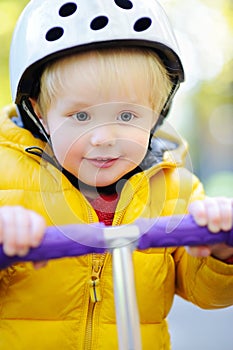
90,124,116,147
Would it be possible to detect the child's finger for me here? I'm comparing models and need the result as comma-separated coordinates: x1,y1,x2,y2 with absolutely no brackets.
205,198,221,233
0,207,18,256
33,260,48,270
14,207,32,256
28,210,46,247
0,213,3,243
188,200,208,226
186,246,211,258
218,197,233,232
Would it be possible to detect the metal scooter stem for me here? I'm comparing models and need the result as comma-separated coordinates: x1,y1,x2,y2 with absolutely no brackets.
113,245,141,350
104,225,142,350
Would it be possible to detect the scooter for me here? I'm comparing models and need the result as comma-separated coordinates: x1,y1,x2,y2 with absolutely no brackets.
1,214,232,350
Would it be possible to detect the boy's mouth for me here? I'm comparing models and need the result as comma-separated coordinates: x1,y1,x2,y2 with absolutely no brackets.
85,157,119,168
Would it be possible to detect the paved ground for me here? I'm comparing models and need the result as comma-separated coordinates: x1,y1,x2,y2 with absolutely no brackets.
168,296,233,349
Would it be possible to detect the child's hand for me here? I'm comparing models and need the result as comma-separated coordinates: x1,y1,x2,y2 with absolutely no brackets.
0,206,46,268
188,197,233,260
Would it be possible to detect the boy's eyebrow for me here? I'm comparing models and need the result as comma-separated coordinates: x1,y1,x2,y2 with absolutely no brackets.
59,99,153,114
61,100,92,113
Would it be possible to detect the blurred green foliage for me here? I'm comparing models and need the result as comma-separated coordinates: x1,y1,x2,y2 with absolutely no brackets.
0,0,29,106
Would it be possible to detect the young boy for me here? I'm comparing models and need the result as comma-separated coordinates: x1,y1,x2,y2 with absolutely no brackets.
0,1,232,349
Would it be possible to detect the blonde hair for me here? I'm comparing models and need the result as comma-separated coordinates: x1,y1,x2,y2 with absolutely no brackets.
37,47,173,116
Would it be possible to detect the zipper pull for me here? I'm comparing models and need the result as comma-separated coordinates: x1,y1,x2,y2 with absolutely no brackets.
88,258,102,303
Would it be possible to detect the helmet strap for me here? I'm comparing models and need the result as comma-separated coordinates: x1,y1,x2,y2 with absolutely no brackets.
148,77,180,150
160,77,180,119
21,98,51,145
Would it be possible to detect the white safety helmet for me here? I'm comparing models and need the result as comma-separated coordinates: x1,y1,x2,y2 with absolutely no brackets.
10,0,184,137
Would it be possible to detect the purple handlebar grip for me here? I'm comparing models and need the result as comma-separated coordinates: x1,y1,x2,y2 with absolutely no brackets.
0,215,233,269
137,215,233,249
0,224,106,269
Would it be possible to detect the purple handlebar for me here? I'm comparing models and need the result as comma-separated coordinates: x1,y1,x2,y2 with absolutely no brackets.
0,215,233,269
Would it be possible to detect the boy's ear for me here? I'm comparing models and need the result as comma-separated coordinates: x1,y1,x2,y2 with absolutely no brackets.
29,98,41,118
29,98,49,133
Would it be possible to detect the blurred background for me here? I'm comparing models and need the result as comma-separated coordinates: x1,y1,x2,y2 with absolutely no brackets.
0,0,232,349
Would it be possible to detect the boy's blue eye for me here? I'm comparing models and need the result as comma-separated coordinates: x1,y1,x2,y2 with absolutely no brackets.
118,112,134,122
73,111,90,121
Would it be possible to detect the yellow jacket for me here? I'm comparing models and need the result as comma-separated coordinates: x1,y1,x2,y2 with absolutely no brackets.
0,105,233,350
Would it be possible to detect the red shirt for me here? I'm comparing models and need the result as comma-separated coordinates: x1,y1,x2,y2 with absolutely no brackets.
87,193,119,226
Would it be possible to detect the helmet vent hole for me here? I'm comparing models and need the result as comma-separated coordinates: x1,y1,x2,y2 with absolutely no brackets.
59,2,78,17
134,17,152,32
114,0,133,10
46,27,64,41
90,16,109,30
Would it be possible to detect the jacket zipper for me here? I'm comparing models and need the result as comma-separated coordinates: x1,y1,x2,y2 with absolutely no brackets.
84,253,106,350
